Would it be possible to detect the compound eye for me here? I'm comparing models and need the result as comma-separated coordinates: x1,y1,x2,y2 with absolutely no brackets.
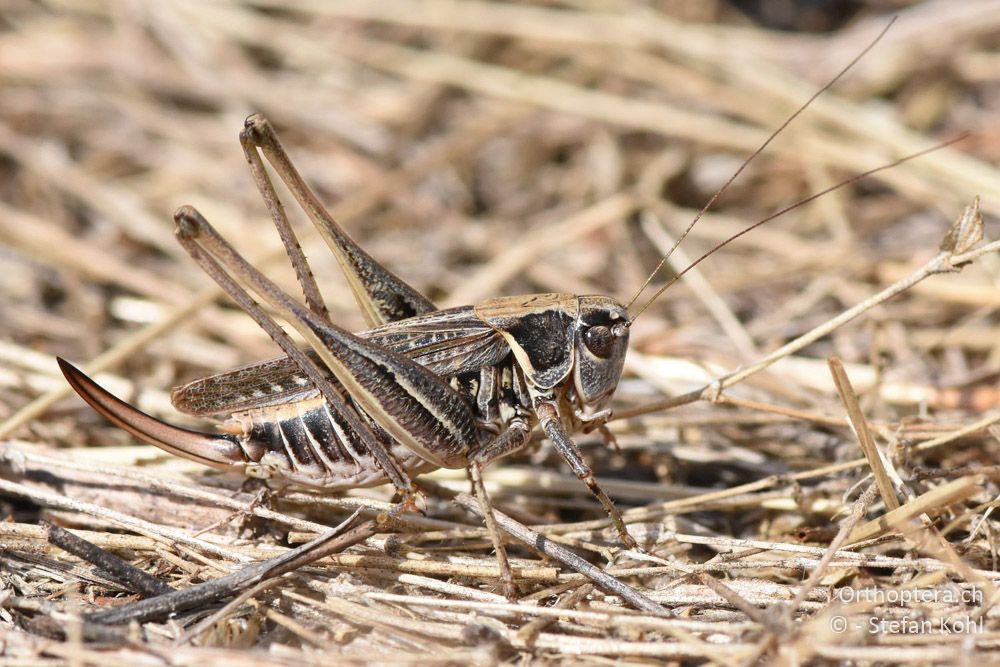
584,325,615,358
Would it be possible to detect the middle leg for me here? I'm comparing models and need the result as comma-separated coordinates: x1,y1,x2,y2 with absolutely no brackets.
467,416,532,600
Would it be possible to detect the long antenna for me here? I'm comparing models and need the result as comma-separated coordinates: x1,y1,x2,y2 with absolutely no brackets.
624,17,898,313
627,135,968,322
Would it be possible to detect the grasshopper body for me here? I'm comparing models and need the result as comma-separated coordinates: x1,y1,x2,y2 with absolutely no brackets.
58,26,930,600
60,115,639,581
69,294,626,492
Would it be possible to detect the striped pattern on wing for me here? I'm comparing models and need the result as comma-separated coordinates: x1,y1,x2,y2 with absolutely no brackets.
171,306,508,417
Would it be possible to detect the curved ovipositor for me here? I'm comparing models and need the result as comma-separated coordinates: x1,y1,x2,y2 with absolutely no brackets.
58,358,433,490
57,358,255,470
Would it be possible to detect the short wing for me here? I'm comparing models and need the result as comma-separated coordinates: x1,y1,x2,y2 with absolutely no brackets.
365,306,509,377
170,355,318,416
171,306,508,417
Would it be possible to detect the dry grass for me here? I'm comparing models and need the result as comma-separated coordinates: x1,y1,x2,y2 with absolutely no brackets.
2,1,1000,664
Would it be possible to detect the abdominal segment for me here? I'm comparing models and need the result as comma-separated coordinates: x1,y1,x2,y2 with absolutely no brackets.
228,397,434,489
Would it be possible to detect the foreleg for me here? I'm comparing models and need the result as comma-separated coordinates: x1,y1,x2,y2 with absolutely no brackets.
535,401,638,550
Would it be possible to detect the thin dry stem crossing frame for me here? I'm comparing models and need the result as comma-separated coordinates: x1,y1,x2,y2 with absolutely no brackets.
3,3,1000,662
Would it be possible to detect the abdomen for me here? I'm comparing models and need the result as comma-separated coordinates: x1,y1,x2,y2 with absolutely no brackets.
225,397,434,490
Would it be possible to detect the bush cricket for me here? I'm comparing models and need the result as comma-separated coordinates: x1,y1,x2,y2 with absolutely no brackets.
58,23,938,599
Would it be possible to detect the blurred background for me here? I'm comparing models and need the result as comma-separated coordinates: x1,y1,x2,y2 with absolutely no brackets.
2,0,999,492
2,0,1000,660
